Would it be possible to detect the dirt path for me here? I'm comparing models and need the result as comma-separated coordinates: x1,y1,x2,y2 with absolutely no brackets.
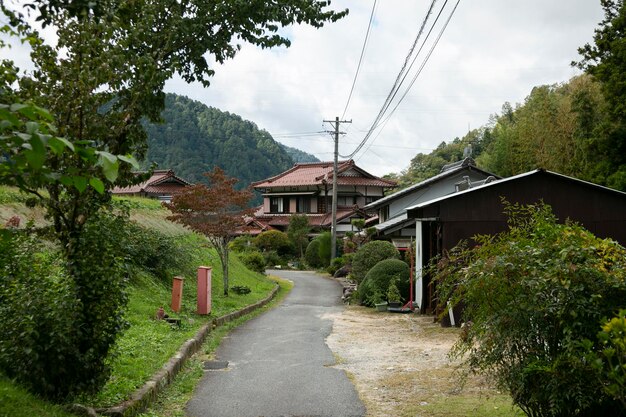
324,306,515,417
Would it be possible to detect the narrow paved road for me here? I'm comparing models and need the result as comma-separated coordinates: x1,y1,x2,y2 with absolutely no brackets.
185,270,366,417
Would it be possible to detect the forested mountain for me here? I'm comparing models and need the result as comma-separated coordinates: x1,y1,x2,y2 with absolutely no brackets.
280,144,320,163
144,94,299,196
387,74,626,192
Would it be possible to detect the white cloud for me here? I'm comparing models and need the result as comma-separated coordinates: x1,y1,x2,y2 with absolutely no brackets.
6,1,606,177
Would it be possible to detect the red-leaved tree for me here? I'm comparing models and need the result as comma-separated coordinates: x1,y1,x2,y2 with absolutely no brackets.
166,168,253,295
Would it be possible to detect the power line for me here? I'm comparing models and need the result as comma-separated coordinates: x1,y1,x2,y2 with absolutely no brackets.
359,0,461,158
343,0,461,160
341,0,378,120
340,0,439,159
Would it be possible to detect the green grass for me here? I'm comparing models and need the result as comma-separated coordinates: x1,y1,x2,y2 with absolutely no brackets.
79,235,276,408
0,376,77,417
416,394,523,417
137,276,294,417
0,193,278,414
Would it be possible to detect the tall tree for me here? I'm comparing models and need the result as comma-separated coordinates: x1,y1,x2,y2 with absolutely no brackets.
0,0,347,398
287,214,310,258
576,0,626,190
167,168,253,296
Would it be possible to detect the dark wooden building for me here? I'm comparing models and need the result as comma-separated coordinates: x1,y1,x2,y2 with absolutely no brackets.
406,169,626,316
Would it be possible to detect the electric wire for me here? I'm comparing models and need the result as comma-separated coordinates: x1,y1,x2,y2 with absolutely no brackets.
345,0,461,160
339,0,439,158
341,0,378,120
358,0,461,159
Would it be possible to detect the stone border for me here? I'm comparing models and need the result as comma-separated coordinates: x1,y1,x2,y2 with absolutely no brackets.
97,284,280,417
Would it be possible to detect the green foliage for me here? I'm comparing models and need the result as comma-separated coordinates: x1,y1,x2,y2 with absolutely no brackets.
304,238,323,268
0,207,132,400
388,73,625,193
386,281,402,303
230,285,252,295
327,256,345,275
316,231,333,267
239,250,266,274
229,235,256,253
0,376,78,417
254,230,293,256
435,201,626,417
351,240,400,283
583,310,626,409
359,259,409,307
287,214,310,258
280,143,320,163
144,95,297,204
262,250,284,268
121,220,187,282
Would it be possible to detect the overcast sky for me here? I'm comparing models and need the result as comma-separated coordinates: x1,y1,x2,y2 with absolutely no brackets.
164,0,604,177
8,1,606,177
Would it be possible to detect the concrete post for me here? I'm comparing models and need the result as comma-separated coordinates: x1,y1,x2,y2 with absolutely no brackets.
171,276,184,313
197,266,212,315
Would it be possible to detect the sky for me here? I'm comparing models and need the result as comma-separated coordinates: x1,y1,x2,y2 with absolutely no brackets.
7,1,606,177
164,0,605,177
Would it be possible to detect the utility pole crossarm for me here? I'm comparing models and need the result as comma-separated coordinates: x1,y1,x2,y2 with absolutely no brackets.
323,116,352,262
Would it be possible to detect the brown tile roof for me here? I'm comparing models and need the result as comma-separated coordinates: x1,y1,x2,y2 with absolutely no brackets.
252,160,396,189
255,207,363,228
112,170,192,195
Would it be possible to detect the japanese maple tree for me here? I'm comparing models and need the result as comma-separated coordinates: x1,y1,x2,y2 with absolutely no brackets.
167,168,253,296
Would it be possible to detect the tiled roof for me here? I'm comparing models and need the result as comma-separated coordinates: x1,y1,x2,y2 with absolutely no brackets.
255,207,365,228
252,160,396,189
112,170,192,195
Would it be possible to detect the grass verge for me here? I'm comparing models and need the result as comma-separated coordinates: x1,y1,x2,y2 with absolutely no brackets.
136,275,293,417
0,376,76,417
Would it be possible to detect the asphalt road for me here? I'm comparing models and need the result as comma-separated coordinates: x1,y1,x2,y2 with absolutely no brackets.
185,270,366,417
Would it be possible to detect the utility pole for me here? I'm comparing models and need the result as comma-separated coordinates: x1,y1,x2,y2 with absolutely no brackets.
323,116,351,262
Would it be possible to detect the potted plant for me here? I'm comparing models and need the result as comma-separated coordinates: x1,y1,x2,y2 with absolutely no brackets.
386,281,403,308
371,290,388,312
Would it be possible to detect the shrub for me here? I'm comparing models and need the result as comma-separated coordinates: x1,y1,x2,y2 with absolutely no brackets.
287,214,310,258
239,250,266,273
123,223,186,282
229,235,255,253
254,230,293,256
327,256,345,275
262,250,284,268
316,231,333,267
305,239,323,268
230,285,252,295
0,209,131,400
435,201,626,417
351,240,400,283
359,259,410,306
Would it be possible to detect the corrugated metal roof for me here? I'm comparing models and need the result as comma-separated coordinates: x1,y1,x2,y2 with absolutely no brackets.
364,159,497,210
405,169,626,215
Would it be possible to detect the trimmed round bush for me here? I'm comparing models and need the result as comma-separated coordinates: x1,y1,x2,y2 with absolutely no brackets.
254,230,293,256
305,239,323,268
351,240,400,283
359,258,410,306
239,250,266,273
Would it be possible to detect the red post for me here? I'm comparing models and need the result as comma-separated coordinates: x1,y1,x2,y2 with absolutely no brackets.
197,266,212,315
171,276,184,313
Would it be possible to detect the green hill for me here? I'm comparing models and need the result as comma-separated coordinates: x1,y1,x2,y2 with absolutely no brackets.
144,94,317,195
280,143,320,163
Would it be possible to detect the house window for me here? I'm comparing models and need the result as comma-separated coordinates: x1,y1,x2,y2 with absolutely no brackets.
270,197,287,213
380,206,390,222
296,196,310,213
336,196,357,207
